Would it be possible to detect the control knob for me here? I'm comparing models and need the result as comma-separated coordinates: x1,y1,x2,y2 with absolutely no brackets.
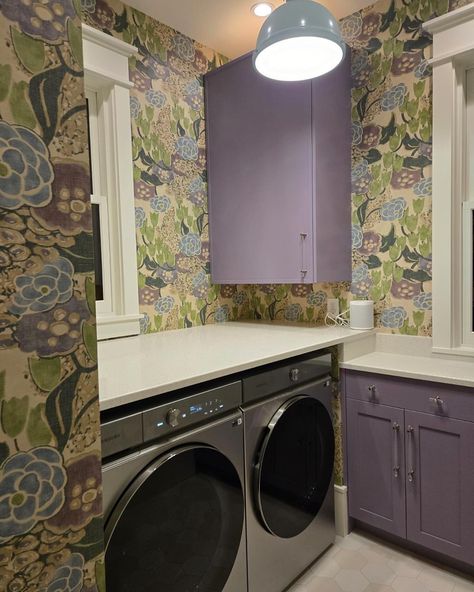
289,368,300,382
166,408,181,428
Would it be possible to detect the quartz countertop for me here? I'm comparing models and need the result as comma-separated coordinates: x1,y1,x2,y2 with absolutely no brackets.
341,333,474,388
98,322,371,410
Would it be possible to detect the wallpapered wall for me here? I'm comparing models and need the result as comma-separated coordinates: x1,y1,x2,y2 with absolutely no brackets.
0,1,103,592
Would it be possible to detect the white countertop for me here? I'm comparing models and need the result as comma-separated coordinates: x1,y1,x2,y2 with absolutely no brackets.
341,334,474,388
98,322,370,409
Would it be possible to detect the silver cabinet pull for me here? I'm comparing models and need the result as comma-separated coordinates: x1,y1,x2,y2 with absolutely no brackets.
407,425,415,483
392,421,400,478
368,384,377,401
429,395,444,406
300,233,308,282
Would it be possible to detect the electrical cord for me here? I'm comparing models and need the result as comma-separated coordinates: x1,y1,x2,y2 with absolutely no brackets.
325,309,350,328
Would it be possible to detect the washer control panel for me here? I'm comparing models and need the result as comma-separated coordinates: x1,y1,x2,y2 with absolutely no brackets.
142,381,242,443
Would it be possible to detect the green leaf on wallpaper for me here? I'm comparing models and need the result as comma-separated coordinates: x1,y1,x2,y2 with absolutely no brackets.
408,233,419,248
408,118,419,134
419,241,431,259
83,322,97,363
0,371,4,402
408,0,420,16
413,311,425,328
29,357,61,392
380,226,396,252
380,114,396,144
393,265,404,283
383,39,394,57
383,152,393,168
85,276,96,316
10,81,36,128
393,154,404,172
370,286,383,302
366,255,382,269
405,215,418,233
413,199,424,215
11,27,45,74
2,396,29,438
0,65,11,102
380,0,396,32
306,307,315,321
27,403,52,446
406,99,419,119
389,244,401,262
420,126,431,142
414,80,426,99
67,19,83,67
435,0,449,16
389,133,400,152
389,17,401,38
382,278,392,295
372,271,381,285
393,40,404,59
403,269,431,283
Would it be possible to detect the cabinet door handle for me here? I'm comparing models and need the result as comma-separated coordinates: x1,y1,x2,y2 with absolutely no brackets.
300,233,307,282
429,395,444,406
368,385,377,402
392,421,400,478
407,425,415,483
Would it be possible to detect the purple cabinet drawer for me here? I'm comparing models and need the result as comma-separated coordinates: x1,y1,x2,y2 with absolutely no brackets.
343,370,474,423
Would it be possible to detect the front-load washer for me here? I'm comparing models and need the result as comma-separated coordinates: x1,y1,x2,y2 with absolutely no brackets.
101,380,246,592
242,353,335,592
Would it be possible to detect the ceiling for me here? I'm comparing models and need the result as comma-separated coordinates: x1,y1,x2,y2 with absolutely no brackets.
124,0,375,59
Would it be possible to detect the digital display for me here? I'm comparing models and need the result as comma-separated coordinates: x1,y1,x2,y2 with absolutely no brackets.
189,405,203,414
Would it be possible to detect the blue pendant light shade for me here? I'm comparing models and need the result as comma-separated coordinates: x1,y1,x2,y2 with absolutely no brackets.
254,0,345,81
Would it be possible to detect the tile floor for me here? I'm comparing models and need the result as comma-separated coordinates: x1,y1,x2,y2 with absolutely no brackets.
289,530,474,592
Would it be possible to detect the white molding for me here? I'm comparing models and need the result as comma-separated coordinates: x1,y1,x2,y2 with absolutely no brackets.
83,26,141,340
428,5,474,357
82,23,138,58
423,4,474,35
334,485,349,538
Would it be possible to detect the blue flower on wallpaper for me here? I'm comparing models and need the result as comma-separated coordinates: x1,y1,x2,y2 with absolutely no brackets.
154,296,175,315
0,122,54,211
284,303,303,322
340,13,363,42
307,291,327,306
173,33,196,62
413,177,432,197
352,264,372,297
351,159,372,194
150,196,171,212
413,292,432,310
176,136,199,161
139,313,150,333
352,224,364,249
233,291,247,305
381,197,407,221
179,233,201,256
0,447,66,542
352,122,363,146
381,83,408,111
9,257,74,316
46,553,84,592
352,51,369,75
135,207,146,228
214,305,230,323
185,79,201,95
415,60,432,79
381,307,408,328
189,176,205,192
145,89,166,109
191,270,207,288
130,96,141,119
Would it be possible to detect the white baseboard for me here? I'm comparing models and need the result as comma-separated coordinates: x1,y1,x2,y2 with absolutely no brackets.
334,484,349,537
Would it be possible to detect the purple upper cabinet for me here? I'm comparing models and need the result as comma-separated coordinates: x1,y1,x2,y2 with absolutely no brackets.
204,51,351,284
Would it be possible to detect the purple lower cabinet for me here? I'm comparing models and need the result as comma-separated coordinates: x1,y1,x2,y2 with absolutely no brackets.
405,410,474,564
346,399,406,539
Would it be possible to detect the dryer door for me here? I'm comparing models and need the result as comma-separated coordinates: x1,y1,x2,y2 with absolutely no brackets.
105,445,244,592
255,395,334,538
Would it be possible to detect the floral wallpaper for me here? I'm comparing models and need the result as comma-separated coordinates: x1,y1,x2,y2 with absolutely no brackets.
81,0,242,334
0,2,103,591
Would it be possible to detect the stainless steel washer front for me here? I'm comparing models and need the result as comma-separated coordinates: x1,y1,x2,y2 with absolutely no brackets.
102,382,246,592
242,355,335,592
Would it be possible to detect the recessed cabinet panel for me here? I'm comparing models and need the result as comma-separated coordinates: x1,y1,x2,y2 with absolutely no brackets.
405,411,474,564
205,53,351,284
346,399,406,538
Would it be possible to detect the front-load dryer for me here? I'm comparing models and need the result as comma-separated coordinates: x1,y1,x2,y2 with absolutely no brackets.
242,353,335,592
101,380,246,592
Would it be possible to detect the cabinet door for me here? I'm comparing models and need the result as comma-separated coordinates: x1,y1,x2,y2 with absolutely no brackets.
347,399,406,538
405,411,474,563
205,54,314,284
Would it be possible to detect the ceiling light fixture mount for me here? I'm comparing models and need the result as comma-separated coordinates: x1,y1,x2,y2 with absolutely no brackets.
253,0,345,82
252,2,274,17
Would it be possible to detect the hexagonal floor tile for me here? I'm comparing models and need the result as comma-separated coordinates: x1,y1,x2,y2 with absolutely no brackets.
361,562,396,585
417,566,455,592
334,549,368,570
335,568,370,592
392,575,430,592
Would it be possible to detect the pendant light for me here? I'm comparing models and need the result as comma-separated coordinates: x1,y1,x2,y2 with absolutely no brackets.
253,0,345,82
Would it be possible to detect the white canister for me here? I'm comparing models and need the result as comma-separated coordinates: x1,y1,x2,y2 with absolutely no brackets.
350,300,374,330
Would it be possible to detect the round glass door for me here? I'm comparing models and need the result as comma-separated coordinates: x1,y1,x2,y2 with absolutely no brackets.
255,396,334,538
105,445,244,592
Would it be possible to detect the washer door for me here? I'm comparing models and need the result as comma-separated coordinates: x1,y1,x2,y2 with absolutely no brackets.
255,395,334,538
105,445,244,592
